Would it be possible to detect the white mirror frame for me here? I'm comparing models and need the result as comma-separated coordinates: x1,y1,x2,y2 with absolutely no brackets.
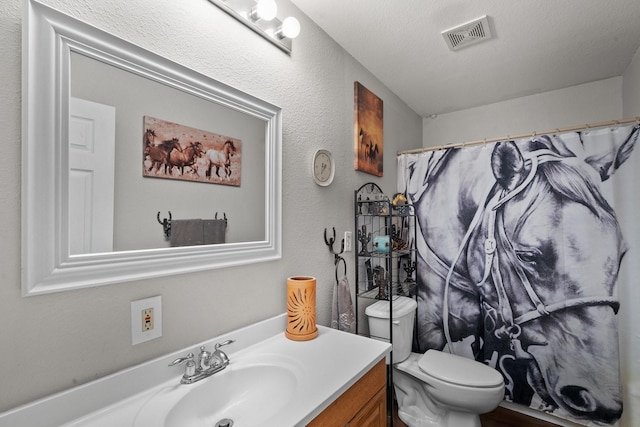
22,0,282,296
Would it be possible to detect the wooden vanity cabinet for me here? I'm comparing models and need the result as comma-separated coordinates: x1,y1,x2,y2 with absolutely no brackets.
307,358,387,427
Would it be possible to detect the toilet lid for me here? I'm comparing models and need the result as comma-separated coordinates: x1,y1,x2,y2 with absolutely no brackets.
418,350,503,388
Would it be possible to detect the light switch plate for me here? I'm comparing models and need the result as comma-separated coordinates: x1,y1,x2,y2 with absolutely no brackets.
344,231,352,252
131,296,162,345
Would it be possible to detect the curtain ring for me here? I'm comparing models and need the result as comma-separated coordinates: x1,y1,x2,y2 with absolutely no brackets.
583,124,590,135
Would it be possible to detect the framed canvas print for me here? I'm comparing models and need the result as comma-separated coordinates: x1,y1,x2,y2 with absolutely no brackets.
354,82,383,177
143,116,242,186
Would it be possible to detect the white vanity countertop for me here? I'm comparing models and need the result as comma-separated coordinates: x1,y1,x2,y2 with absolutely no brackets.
0,314,390,427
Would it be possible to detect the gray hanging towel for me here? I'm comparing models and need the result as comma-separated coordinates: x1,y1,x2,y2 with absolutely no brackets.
170,219,204,247
331,275,356,333
203,219,226,244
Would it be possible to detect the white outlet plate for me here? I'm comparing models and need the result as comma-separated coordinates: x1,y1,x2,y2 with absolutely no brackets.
131,296,162,345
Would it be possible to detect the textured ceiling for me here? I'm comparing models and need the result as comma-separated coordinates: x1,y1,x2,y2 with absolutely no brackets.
290,0,640,117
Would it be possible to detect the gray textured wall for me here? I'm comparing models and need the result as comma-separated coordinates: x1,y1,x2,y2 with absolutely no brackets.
0,0,421,411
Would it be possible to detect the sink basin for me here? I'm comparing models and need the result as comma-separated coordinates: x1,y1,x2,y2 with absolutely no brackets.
0,315,392,427
134,355,302,427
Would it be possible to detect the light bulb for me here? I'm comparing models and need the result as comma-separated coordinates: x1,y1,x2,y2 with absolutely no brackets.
254,0,277,21
281,16,300,39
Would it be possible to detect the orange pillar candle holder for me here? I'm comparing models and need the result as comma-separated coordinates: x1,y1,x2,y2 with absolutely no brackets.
285,276,318,341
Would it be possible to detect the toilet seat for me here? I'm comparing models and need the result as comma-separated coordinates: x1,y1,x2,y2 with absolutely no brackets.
418,350,503,388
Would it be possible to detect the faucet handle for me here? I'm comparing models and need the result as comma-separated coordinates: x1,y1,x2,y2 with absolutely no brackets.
213,340,234,367
215,339,235,350
169,352,196,381
168,352,194,367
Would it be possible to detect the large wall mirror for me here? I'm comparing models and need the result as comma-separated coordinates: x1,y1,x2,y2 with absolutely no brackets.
22,0,282,295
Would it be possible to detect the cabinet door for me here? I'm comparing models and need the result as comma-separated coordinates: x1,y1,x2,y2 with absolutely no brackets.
307,360,386,426
347,386,386,427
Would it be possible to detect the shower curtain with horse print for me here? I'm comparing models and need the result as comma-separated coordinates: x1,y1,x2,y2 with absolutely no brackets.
397,123,640,426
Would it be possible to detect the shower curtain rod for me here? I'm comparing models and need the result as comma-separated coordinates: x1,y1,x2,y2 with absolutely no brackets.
397,116,640,156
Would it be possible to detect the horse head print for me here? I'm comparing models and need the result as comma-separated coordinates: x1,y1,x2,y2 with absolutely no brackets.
144,128,156,148
407,125,639,425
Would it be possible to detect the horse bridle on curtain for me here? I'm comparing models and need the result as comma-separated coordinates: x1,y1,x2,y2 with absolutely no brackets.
441,149,620,360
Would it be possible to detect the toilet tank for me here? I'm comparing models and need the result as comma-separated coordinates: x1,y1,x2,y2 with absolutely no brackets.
365,296,417,362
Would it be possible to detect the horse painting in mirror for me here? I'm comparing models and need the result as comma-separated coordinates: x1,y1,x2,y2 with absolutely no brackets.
168,141,204,176
144,128,182,175
403,125,640,425
203,140,237,180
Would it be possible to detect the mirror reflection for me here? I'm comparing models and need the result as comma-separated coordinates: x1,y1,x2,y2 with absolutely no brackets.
22,0,281,295
69,52,266,254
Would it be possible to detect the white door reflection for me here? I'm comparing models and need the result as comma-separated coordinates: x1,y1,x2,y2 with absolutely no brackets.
69,98,116,255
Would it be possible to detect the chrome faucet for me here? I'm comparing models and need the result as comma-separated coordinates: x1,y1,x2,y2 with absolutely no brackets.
169,340,234,384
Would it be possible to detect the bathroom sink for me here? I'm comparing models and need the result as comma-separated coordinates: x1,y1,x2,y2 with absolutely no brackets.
134,355,302,427
0,315,392,427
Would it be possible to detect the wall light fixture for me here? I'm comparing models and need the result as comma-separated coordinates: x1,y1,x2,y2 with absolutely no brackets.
208,0,301,54
250,0,277,21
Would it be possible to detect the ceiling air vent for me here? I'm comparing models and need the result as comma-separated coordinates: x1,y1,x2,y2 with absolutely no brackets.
442,15,492,51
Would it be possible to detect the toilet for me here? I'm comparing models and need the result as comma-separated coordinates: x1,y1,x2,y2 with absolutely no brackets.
365,297,505,427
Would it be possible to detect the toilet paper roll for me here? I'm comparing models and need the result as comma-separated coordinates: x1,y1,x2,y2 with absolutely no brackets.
285,276,318,341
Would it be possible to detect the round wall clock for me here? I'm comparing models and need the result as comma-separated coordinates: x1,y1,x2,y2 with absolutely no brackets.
312,149,335,186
